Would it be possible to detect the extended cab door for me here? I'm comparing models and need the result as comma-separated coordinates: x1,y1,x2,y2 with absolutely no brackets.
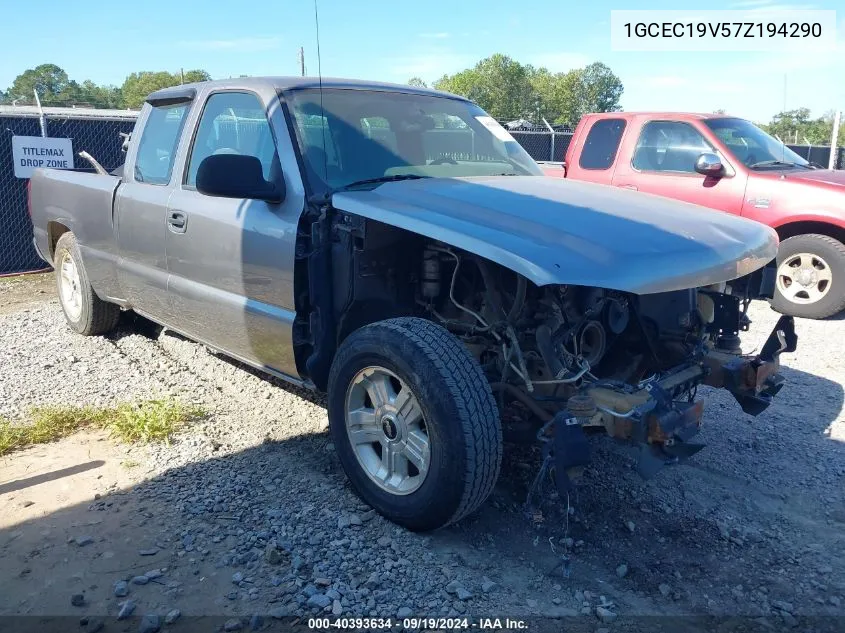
611,118,748,214
164,88,305,377
563,116,628,185
115,99,192,321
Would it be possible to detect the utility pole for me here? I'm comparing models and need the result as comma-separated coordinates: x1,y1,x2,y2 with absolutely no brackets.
298,47,306,76
180,68,185,84
829,110,841,170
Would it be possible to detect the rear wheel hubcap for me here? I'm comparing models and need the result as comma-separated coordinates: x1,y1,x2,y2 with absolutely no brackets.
59,252,83,321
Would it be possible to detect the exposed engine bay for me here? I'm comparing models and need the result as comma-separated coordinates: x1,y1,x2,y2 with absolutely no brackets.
413,242,797,489
301,212,797,507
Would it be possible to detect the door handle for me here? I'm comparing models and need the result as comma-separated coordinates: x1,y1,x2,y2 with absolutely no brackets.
168,211,187,233
617,184,638,191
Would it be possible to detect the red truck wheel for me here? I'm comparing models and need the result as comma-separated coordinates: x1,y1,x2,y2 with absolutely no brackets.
772,234,845,319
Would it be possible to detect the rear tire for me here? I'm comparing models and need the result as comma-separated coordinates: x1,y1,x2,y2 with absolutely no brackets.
771,234,845,319
54,232,120,335
327,317,502,531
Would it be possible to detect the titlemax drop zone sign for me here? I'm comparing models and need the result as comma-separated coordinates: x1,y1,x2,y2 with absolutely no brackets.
12,136,74,178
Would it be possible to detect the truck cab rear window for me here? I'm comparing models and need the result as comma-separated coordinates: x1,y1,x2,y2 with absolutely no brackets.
579,118,626,170
134,103,190,185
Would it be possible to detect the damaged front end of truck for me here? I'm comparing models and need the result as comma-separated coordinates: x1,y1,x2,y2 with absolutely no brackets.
413,247,797,501
537,284,797,493
327,176,799,510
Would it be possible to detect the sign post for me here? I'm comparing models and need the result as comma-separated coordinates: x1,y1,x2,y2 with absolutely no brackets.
11,136,74,179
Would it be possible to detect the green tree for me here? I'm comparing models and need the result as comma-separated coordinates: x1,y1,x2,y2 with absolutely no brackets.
575,62,623,117
528,67,583,125
433,55,623,126
407,77,428,88
183,69,212,83
761,108,836,145
7,63,71,103
76,80,124,109
120,69,210,108
434,54,535,121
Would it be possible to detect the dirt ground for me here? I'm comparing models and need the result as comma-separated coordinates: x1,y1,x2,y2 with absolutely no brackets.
1,272,843,632
0,271,54,315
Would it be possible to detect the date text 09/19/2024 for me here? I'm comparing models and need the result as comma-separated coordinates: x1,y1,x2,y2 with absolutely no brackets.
307,617,529,630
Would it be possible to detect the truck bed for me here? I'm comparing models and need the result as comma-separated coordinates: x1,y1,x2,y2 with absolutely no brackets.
29,168,123,299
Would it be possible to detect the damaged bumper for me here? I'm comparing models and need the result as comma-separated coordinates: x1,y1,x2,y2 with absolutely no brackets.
546,315,797,484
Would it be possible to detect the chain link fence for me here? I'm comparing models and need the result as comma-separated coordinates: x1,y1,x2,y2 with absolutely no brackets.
507,130,573,162
786,144,845,169
0,106,137,275
498,120,574,163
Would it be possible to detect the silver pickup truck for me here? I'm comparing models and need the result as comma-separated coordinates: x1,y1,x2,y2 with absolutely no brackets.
29,76,796,531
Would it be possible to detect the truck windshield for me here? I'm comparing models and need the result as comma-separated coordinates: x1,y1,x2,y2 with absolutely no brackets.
704,117,810,170
286,88,543,194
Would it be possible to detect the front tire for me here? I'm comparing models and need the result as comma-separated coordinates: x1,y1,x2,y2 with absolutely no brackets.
771,234,845,319
54,232,120,335
327,318,502,531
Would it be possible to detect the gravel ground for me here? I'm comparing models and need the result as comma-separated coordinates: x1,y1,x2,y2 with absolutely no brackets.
1,274,844,631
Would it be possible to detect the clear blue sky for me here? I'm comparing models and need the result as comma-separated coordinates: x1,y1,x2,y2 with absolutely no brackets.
1,0,841,123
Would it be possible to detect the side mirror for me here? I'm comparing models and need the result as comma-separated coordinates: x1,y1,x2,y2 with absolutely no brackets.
196,154,284,203
694,152,724,177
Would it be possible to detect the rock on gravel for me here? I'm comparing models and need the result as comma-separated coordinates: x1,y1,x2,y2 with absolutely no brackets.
164,609,181,625
113,580,129,597
117,600,136,620
138,614,161,633
596,606,617,623
307,593,332,609
269,607,290,619
82,618,105,633
264,544,287,565
456,587,473,601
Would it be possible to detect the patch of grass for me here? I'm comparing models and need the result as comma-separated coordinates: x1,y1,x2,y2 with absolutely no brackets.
101,400,204,444
0,399,205,457
0,408,94,456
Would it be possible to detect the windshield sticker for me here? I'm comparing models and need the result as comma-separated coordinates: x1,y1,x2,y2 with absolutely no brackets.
475,116,516,143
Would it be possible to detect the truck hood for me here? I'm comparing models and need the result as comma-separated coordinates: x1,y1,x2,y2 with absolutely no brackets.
331,176,778,294
780,168,845,188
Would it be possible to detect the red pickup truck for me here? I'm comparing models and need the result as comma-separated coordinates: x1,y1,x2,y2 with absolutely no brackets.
541,112,845,319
